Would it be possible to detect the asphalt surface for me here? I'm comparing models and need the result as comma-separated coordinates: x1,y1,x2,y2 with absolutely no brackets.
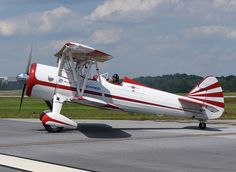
0,119,236,172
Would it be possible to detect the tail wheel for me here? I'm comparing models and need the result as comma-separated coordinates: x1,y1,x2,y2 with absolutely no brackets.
40,112,63,133
199,122,207,129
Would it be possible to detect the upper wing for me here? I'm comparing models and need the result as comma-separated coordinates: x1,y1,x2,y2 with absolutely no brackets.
55,42,113,62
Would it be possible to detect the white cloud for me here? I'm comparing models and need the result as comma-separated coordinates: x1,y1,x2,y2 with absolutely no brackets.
0,6,72,36
0,22,16,36
86,0,184,21
90,28,123,44
185,25,236,40
213,0,236,11
187,25,228,36
228,31,236,39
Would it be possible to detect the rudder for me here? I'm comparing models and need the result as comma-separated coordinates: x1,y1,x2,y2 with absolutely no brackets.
187,76,224,119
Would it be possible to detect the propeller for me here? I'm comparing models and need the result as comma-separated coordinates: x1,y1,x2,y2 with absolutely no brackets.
26,46,32,75
16,46,33,110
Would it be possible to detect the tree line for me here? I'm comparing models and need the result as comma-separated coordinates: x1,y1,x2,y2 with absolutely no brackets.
134,74,236,93
1,74,236,93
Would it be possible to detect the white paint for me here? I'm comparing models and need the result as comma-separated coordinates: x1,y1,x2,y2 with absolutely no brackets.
0,154,90,172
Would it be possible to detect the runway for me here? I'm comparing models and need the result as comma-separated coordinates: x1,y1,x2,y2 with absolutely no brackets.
0,119,236,172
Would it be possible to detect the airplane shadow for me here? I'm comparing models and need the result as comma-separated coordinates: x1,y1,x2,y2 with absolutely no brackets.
117,126,224,132
183,126,225,131
75,123,132,139
35,123,225,138
73,123,224,138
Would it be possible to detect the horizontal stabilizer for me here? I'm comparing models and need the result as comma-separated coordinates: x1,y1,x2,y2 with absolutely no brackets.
179,97,219,113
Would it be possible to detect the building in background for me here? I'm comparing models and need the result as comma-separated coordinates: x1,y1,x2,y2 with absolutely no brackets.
0,76,19,90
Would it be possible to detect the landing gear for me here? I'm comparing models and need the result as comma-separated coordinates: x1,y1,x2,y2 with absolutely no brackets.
40,112,63,133
43,124,63,133
198,122,207,129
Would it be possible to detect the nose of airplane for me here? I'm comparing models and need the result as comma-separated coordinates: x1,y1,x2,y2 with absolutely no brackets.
16,73,29,83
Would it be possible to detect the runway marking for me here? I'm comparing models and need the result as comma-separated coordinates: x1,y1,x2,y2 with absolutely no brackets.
0,154,90,172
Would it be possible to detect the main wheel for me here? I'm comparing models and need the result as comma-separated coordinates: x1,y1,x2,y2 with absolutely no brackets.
40,112,63,133
43,124,63,133
199,122,206,129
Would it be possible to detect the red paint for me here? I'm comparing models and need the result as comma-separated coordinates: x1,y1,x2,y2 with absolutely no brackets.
32,80,196,113
56,84,76,91
41,113,73,126
104,93,185,112
84,90,102,96
93,49,111,57
190,82,221,95
26,63,37,97
190,97,224,108
78,89,187,112
123,76,160,90
40,112,45,121
92,75,98,80
188,76,209,94
189,92,224,98
123,77,145,86
27,70,198,113
26,63,76,97
65,42,74,46
78,96,85,101
186,76,224,108
105,103,121,110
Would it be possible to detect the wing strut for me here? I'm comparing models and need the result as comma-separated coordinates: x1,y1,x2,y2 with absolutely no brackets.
68,51,79,96
80,60,92,96
56,43,108,100
95,61,105,101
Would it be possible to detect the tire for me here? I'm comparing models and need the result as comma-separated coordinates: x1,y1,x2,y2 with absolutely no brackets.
40,112,63,132
199,122,206,129
43,124,63,133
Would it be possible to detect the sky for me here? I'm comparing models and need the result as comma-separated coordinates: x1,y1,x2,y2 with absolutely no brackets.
0,0,236,78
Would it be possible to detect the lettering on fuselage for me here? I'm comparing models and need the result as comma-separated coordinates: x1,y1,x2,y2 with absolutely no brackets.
86,85,101,91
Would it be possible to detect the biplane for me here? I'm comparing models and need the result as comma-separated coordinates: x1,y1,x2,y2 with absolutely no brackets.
17,42,224,132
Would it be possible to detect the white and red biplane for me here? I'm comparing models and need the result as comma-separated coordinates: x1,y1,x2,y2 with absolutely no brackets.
17,42,224,132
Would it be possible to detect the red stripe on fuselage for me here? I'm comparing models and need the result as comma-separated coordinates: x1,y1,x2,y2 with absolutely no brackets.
26,63,76,97
84,90,184,111
28,65,203,114
40,84,199,113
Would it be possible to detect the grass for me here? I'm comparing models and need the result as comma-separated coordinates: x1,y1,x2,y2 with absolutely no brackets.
0,91,236,120
223,98,236,119
0,97,175,120
0,90,21,96
224,92,236,96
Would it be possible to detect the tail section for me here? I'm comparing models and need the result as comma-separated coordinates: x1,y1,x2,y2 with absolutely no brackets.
188,76,224,119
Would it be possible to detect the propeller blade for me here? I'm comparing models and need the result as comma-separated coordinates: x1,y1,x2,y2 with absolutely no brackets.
18,45,33,110
19,84,26,111
26,45,32,75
